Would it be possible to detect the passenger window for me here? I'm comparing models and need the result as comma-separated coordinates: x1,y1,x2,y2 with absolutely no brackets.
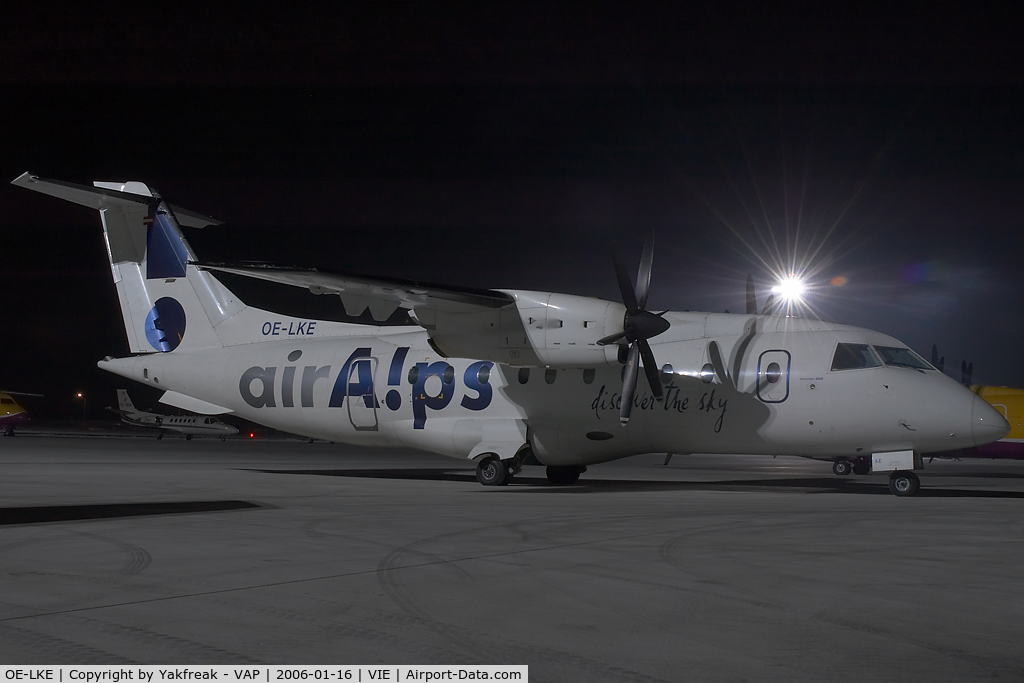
874,346,932,370
545,369,557,384
518,367,530,384
583,368,596,385
831,343,882,371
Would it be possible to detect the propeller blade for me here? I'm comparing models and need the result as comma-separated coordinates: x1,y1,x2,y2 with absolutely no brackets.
707,340,733,390
761,293,775,315
938,356,945,373
635,230,655,310
596,330,628,346
619,344,641,425
966,362,973,387
612,246,639,313
746,274,757,315
637,338,664,400
961,360,968,386
931,345,939,366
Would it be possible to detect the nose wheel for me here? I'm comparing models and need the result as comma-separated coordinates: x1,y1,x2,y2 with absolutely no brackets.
889,471,920,497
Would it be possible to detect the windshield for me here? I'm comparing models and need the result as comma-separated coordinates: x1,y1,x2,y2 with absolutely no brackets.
873,346,933,370
831,343,883,371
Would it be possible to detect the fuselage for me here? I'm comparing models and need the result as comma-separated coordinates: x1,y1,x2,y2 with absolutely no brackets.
98,310,1006,466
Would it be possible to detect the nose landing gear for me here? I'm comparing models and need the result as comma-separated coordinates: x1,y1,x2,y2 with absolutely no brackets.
889,471,920,497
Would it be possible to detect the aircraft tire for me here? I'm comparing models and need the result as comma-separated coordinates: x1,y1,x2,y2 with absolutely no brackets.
889,471,920,497
476,455,508,486
156,433,163,440
832,459,852,476
186,434,193,441
546,465,582,486
852,459,871,475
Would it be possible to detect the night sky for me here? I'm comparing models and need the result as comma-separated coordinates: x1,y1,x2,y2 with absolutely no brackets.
2,5,1023,417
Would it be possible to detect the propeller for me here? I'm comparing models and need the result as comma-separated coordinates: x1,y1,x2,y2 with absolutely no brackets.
930,345,946,374
961,360,973,387
596,231,671,425
746,274,757,315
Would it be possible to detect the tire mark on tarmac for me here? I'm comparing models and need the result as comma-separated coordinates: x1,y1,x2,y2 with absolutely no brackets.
72,616,261,663
0,622,135,663
375,516,683,682
0,522,725,625
814,613,1024,678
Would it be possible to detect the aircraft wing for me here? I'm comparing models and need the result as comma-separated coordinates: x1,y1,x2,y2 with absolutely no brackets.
194,263,515,321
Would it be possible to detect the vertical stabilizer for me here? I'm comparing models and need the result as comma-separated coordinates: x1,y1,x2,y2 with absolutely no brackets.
11,173,246,353
116,389,138,413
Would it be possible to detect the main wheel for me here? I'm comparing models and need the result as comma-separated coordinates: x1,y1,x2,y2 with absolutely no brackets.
889,471,920,497
852,459,871,475
185,434,193,441
476,455,508,486
546,465,582,486
832,459,852,476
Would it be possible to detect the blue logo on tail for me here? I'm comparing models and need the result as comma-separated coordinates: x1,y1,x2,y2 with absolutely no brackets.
145,297,187,352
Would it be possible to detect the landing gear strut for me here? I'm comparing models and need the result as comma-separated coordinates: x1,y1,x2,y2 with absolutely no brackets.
852,458,871,475
889,471,920,497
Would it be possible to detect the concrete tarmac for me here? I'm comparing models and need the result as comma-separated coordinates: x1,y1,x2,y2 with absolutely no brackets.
2,436,1024,682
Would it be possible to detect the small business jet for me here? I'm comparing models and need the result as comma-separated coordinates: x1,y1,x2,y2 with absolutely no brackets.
107,389,239,440
0,391,39,436
12,173,1010,495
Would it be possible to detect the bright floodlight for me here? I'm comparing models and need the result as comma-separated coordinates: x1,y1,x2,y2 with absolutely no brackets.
771,276,806,303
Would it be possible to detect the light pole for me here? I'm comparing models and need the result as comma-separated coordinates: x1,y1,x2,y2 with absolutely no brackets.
75,391,87,420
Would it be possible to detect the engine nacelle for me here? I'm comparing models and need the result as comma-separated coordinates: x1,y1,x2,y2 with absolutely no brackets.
413,290,625,367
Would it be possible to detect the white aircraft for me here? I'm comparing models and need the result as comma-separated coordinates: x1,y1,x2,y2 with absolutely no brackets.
12,173,1009,496
107,389,239,440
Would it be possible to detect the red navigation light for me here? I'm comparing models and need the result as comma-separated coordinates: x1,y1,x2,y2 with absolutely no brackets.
249,432,255,438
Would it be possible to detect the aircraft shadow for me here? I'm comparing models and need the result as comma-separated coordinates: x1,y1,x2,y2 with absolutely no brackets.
252,469,1024,498
0,500,262,526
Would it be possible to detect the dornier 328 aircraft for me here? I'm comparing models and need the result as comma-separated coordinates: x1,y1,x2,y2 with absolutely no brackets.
12,172,1010,496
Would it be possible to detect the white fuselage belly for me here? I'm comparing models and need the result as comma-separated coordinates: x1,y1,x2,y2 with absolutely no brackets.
99,317,985,465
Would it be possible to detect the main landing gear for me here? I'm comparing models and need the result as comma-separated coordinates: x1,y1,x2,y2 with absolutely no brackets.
546,465,585,486
832,457,870,476
476,454,515,486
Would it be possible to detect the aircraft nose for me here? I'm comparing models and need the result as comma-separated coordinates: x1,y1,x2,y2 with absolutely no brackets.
972,394,1010,446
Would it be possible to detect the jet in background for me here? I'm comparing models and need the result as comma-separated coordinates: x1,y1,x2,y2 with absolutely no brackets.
107,389,239,440
1,391,39,436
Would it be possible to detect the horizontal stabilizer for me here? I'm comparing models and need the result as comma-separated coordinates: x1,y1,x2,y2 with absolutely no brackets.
159,391,233,415
195,263,514,320
11,173,222,228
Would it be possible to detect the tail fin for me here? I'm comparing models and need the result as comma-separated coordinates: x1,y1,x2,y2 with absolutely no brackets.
117,389,138,413
12,173,246,353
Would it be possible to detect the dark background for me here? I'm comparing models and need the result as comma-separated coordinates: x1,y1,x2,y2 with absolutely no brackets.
2,4,1022,417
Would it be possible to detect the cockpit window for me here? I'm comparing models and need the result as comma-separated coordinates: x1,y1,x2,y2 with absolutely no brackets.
831,343,883,371
874,346,933,370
